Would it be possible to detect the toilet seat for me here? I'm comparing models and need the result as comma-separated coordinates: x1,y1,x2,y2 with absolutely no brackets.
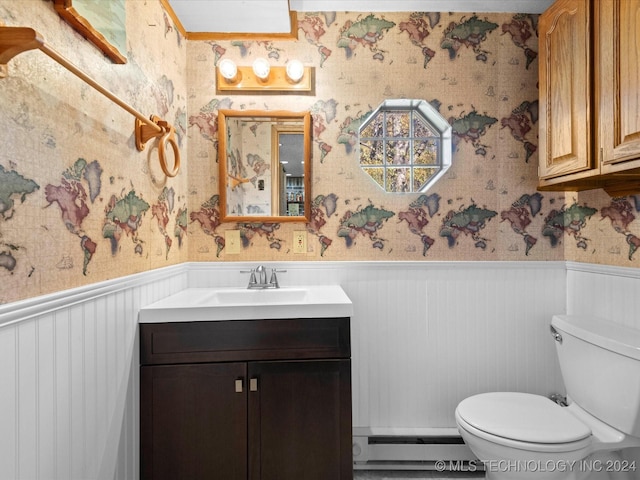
456,392,592,453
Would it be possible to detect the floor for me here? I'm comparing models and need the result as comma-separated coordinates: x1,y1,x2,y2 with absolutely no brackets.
354,471,483,479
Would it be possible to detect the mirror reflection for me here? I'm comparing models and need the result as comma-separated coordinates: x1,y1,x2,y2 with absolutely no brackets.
218,110,311,222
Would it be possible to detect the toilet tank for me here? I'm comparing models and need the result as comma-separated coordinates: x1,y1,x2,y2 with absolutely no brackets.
551,315,640,437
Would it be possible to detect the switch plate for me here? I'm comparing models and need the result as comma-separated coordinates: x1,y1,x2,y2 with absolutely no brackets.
225,230,241,254
293,231,307,254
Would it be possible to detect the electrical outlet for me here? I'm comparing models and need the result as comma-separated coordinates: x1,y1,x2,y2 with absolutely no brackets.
225,230,241,254
293,231,307,254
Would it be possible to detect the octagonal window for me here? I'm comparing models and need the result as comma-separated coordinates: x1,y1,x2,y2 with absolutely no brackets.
359,99,452,193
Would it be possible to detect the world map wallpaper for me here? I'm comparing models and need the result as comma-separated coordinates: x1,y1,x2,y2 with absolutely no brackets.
0,1,638,304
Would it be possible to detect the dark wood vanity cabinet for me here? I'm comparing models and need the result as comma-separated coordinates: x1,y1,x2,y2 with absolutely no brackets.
140,318,352,480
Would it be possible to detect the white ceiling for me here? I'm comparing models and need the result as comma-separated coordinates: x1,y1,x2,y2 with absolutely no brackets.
168,0,555,34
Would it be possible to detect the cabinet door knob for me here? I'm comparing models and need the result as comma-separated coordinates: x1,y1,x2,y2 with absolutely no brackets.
250,377,258,392
235,379,244,393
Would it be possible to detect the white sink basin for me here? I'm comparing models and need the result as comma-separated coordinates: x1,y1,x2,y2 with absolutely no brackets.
206,287,309,305
139,285,352,323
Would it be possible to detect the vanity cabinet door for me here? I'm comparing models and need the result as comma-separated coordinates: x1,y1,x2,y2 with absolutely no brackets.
248,359,352,480
140,362,248,480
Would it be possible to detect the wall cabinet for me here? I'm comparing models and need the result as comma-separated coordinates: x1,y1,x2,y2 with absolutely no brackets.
140,318,352,480
538,0,640,195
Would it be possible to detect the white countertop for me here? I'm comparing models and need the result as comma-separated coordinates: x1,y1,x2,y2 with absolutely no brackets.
139,285,353,323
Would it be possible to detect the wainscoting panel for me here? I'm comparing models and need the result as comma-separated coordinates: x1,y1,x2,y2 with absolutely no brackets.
566,261,640,329
189,261,568,431
6,261,637,479
566,261,640,469
420,264,567,426
0,266,188,480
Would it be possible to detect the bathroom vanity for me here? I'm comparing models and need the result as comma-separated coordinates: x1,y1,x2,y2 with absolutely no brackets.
138,285,353,480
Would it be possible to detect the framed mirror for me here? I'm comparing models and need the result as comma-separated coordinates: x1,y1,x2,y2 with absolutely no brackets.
218,110,311,223
54,0,127,64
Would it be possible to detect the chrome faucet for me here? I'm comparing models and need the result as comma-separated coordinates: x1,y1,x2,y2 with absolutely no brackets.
242,265,286,289
255,265,267,286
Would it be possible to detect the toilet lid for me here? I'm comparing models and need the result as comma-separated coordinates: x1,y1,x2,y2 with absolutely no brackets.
456,392,591,444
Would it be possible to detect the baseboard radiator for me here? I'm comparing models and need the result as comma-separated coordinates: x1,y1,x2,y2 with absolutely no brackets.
353,428,477,470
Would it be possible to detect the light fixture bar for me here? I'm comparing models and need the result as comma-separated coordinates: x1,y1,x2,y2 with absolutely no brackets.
216,65,313,92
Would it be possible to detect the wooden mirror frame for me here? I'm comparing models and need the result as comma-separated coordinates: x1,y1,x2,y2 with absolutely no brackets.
218,109,311,223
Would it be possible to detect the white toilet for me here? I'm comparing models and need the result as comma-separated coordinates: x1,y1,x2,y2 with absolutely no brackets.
455,315,640,480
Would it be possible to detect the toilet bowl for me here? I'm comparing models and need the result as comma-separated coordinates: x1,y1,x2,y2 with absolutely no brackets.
456,392,603,480
455,315,640,480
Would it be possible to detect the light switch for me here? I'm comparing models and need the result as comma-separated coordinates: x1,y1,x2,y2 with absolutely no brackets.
225,230,241,254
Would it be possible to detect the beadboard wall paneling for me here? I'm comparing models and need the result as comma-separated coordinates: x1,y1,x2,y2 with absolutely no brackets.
3,261,640,479
566,261,640,330
189,261,568,428
566,261,640,469
0,266,188,480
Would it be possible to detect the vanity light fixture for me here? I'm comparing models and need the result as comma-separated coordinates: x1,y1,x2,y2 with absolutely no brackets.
252,58,271,80
219,58,238,81
216,58,313,93
286,59,304,83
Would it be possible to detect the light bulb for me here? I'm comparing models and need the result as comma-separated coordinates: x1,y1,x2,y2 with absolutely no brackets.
286,60,304,83
252,58,270,80
219,59,237,81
